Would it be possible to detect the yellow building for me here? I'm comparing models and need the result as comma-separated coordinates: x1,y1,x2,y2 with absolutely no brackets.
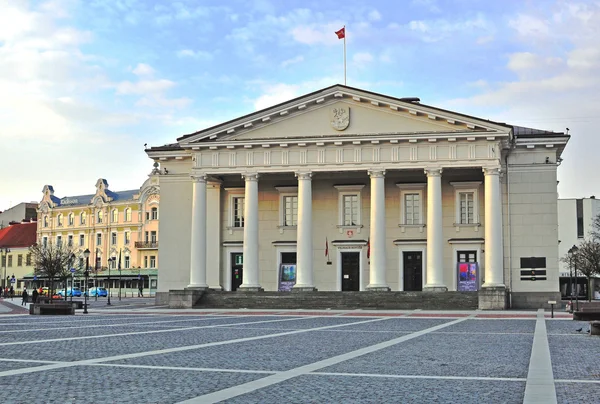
37,175,160,282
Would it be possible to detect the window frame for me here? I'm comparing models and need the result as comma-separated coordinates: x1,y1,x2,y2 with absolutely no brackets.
334,185,365,232
67,235,73,247
124,208,132,222
96,233,102,246
79,234,85,247
151,207,158,220
44,216,48,228
80,212,86,225
112,209,118,223
97,210,103,224
149,255,156,268
57,214,63,227
275,186,298,231
124,255,130,269
396,183,426,230
68,213,74,226
225,188,245,232
124,231,130,245
450,181,482,227
111,232,117,245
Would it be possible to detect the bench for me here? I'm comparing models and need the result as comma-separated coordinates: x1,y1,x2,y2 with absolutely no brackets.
29,303,75,315
590,321,600,336
573,309,600,321
71,301,84,309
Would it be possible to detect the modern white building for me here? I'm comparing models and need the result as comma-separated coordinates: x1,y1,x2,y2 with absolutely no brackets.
147,85,569,309
558,197,600,299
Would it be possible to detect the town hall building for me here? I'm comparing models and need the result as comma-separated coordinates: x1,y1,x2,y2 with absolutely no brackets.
147,85,569,309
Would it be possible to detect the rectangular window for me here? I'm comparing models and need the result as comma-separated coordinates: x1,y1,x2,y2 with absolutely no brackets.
151,207,158,220
57,236,62,247
43,237,48,248
124,231,130,245
80,212,86,225
458,251,477,263
17,255,23,267
111,232,117,245
146,212,150,221
57,215,63,226
283,196,298,226
26,254,31,266
79,234,85,247
144,256,148,268
150,231,157,243
7,256,12,267
459,192,475,224
124,256,130,269
145,231,149,243
233,197,245,227
96,233,102,246
68,214,74,226
576,199,584,238
150,256,156,268
404,193,420,225
78,257,84,270
125,209,131,222
67,235,73,247
343,194,359,226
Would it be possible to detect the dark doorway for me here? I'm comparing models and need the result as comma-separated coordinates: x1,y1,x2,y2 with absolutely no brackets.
231,253,243,291
341,252,360,291
403,251,423,291
281,252,297,265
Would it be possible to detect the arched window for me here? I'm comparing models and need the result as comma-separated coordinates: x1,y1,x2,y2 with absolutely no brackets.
43,216,48,228
97,210,103,224
80,212,86,225
124,208,131,222
68,213,74,226
57,214,63,227
112,209,118,223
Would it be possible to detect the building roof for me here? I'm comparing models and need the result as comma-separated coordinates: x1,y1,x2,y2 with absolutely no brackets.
53,189,139,208
0,222,37,248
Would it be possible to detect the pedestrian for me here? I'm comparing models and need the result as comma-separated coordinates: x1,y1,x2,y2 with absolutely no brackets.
21,288,28,306
3,287,7,298
31,288,38,304
9,286,14,300
138,284,143,297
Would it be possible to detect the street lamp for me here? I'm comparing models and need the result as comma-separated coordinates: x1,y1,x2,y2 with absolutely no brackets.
107,257,113,306
568,245,578,313
69,253,75,304
83,249,90,314
1,248,10,294
94,249,99,302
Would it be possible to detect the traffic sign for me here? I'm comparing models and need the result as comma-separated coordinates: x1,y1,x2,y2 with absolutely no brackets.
33,276,37,281
10,278,15,284
70,268,76,273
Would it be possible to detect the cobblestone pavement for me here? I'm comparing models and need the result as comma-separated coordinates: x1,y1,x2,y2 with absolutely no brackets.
0,309,595,403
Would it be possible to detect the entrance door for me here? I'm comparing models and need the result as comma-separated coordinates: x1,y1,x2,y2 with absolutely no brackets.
341,252,360,291
231,253,243,291
403,251,423,291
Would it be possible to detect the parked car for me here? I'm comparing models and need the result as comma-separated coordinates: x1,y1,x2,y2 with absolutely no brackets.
57,287,82,297
38,287,49,296
84,287,107,297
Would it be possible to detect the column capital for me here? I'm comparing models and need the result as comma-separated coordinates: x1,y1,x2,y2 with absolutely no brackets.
190,174,207,183
424,168,443,177
295,172,312,180
368,169,385,178
242,173,260,182
482,166,502,176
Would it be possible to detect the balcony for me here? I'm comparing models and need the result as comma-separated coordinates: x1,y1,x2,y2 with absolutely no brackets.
135,241,159,249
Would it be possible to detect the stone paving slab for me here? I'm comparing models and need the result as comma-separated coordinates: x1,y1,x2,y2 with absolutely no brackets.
109,329,409,372
331,318,451,332
435,319,536,334
555,382,600,404
222,374,527,404
227,316,365,330
0,365,266,404
0,360,57,370
0,328,280,361
321,333,533,378
546,320,591,335
549,335,600,380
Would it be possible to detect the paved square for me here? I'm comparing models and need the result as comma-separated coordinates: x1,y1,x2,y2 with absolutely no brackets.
0,306,596,403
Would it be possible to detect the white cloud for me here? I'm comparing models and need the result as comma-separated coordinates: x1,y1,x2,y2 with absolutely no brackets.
281,55,304,68
132,63,155,76
508,14,550,39
407,14,491,42
368,10,382,22
353,52,373,65
476,35,494,45
291,23,345,45
253,83,300,111
176,49,213,60
411,0,442,13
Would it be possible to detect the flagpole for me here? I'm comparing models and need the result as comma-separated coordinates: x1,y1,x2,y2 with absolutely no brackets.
343,25,347,85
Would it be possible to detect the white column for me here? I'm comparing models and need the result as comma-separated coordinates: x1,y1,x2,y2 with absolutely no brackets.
206,181,222,289
188,175,208,288
367,170,390,290
424,168,447,291
240,173,261,290
294,172,315,291
483,167,505,287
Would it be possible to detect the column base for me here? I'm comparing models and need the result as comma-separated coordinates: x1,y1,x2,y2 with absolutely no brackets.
478,286,507,310
292,286,318,293
186,284,209,290
366,285,390,291
423,285,448,292
237,286,264,292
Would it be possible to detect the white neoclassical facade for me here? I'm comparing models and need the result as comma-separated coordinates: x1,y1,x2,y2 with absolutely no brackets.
147,85,569,309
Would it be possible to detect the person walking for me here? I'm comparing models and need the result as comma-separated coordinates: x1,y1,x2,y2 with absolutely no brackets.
31,288,38,304
9,286,14,300
21,288,28,306
138,284,143,297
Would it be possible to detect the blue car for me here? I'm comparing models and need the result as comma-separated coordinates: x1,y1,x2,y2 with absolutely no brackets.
57,287,82,297
84,287,107,297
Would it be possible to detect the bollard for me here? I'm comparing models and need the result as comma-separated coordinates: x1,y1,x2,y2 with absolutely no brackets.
548,300,556,318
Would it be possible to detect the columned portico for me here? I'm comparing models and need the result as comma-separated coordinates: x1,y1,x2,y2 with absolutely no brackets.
424,168,447,291
239,173,262,291
293,172,316,291
367,170,390,291
188,175,208,289
483,167,504,288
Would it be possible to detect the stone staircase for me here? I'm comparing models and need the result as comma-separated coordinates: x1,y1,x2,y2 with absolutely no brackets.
195,290,478,310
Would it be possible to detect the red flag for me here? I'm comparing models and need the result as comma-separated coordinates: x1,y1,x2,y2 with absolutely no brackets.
335,27,345,39
325,237,329,257
367,238,370,259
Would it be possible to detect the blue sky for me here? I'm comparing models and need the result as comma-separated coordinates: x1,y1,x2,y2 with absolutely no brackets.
1,0,599,210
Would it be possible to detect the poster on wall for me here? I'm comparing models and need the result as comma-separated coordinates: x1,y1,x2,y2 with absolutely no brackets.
457,262,479,291
278,264,297,292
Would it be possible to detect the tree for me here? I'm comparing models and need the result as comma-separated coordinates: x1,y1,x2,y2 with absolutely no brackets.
29,242,75,302
565,240,600,302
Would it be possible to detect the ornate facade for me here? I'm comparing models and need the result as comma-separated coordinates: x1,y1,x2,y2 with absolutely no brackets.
147,85,569,309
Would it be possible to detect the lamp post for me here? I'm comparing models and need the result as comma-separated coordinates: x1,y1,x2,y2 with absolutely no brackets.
69,253,75,304
83,249,90,314
568,245,578,313
95,249,99,302
107,257,113,306
1,248,10,294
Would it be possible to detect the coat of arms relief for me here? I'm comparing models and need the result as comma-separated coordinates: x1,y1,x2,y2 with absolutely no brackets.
330,107,350,131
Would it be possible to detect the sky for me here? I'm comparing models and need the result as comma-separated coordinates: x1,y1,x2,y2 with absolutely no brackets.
1,0,599,211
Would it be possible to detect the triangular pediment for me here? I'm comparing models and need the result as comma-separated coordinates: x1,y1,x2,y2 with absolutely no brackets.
178,85,510,146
